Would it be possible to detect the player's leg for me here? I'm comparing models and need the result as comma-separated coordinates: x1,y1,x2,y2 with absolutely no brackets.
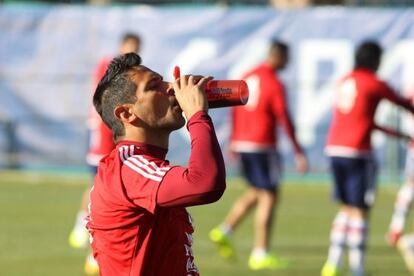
253,188,276,251
388,181,414,245
345,157,377,276
223,187,259,231
322,157,350,276
209,187,258,259
397,233,414,274
322,206,351,276
249,188,288,270
69,166,97,248
388,149,414,246
209,152,260,259
347,207,369,276
247,151,286,270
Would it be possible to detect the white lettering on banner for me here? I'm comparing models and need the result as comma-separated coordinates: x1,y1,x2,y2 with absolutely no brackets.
167,38,218,142
168,37,414,151
296,39,353,146
374,40,414,145
245,75,261,110
228,39,269,79
166,38,218,81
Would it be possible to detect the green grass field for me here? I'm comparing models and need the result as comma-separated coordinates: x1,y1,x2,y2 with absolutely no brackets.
0,170,411,275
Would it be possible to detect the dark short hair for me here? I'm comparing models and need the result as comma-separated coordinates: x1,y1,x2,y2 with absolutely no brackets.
269,40,289,56
93,53,142,141
355,41,382,71
121,32,141,44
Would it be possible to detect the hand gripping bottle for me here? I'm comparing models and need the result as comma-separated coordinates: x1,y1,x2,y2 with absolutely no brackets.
173,66,249,108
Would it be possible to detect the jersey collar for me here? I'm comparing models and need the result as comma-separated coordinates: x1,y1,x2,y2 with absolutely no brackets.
116,140,168,159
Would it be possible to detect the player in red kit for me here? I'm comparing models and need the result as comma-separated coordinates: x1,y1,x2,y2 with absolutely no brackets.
321,41,414,276
388,141,414,274
386,94,414,273
86,53,226,276
68,33,141,274
210,40,307,270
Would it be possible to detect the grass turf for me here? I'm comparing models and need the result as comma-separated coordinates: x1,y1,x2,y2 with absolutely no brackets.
0,171,410,275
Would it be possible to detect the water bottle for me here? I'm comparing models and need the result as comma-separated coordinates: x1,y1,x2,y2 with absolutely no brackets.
174,66,249,108
205,80,249,108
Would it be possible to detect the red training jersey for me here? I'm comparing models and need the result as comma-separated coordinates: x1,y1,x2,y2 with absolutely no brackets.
87,142,198,276
326,68,414,157
230,63,302,153
87,112,226,276
87,57,115,166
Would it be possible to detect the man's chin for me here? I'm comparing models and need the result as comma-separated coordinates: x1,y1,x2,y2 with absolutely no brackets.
175,118,186,129
165,117,185,131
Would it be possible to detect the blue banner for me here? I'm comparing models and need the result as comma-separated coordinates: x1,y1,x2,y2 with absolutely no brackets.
1,5,414,173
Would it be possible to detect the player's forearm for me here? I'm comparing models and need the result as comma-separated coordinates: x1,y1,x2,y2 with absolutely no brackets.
375,124,412,142
396,98,414,114
187,110,226,194
157,111,226,207
386,92,414,114
282,113,303,154
186,111,226,182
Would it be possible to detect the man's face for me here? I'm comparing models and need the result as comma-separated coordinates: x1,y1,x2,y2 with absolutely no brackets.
120,39,141,55
277,51,289,70
129,66,185,131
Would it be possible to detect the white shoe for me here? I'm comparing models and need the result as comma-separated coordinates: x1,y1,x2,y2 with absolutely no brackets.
398,234,414,274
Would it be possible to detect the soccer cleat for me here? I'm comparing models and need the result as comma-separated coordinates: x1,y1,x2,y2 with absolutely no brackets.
68,227,89,249
321,262,340,276
209,227,235,259
248,253,288,271
84,253,99,275
398,234,414,274
387,230,402,247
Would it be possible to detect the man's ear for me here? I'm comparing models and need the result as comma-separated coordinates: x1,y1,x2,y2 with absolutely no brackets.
114,105,138,124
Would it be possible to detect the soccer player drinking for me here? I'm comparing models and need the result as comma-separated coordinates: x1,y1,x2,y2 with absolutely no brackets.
321,41,414,276
86,53,226,275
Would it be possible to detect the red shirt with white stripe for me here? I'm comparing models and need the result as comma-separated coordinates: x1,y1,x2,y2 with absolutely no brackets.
326,68,414,157
87,57,114,166
230,63,302,154
86,111,225,276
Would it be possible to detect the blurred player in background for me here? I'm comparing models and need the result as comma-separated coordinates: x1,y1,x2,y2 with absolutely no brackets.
68,32,141,275
209,40,308,271
87,53,226,275
388,137,414,273
321,41,414,276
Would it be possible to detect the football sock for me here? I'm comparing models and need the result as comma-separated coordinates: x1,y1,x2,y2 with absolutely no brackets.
219,223,233,236
251,248,267,259
389,184,414,233
347,217,367,276
326,211,349,268
75,210,88,230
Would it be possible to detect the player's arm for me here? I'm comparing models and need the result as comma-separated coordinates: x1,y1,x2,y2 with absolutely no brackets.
380,82,414,114
374,124,412,142
156,76,226,207
272,83,308,174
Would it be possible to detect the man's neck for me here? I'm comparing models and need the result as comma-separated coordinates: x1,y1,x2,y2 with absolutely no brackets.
122,127,170,149
265,60,278,72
